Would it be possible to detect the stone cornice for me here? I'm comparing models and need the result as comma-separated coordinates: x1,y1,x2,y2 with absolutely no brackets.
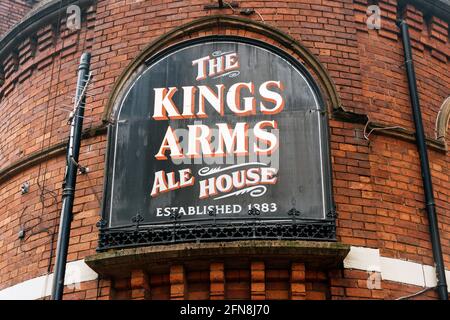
403,0,450,22
0,0,449,63
86,240,351,277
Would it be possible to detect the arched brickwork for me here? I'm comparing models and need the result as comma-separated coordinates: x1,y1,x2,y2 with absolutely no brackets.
102,15,342,123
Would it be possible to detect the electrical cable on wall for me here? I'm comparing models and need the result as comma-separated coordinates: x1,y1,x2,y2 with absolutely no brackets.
205,1,266,24
395,286,436,300
254,9,265,23
363,118,405,141
223,1,236,13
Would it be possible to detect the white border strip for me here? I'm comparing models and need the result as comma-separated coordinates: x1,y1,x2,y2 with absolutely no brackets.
0,259,97,300
344,246,450,292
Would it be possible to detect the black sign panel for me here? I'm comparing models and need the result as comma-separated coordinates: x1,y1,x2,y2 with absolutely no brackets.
100,37,335,249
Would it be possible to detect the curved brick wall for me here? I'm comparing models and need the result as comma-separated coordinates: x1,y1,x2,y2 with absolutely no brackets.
0,0,448,300
0,0,32,36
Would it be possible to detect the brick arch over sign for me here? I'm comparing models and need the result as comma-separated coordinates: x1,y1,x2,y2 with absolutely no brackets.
102,15,342,123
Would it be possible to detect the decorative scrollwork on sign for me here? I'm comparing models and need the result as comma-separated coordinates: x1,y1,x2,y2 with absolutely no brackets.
198,163,267,177
214,185,267,200
211,50,234,57
212,70,240,79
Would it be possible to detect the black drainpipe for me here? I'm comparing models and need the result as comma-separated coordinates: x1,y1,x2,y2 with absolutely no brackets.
51,52,91,300
397,19,448,300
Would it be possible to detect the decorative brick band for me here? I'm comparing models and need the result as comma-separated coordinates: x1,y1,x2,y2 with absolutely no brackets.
0,0,94,62
1,246,449,299
0,124,106,184
102,15,342,122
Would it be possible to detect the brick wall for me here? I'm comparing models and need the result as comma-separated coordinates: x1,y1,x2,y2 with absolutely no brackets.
0,0,448,299
0,0,32,37
76,262,326,301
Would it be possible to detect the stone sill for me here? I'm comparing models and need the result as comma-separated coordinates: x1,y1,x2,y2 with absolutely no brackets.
85,240,350,278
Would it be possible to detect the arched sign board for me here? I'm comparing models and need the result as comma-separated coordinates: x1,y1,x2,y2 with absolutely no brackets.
99,37,336,250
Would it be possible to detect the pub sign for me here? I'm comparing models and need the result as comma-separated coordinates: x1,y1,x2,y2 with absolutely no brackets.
99,37,335,250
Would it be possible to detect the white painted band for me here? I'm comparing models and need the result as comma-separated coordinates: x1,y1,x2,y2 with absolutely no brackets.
0,247,449,299
0,259,98,300
344,246,450,292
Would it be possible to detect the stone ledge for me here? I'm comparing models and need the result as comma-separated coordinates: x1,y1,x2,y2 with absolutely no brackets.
85,240,350,278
